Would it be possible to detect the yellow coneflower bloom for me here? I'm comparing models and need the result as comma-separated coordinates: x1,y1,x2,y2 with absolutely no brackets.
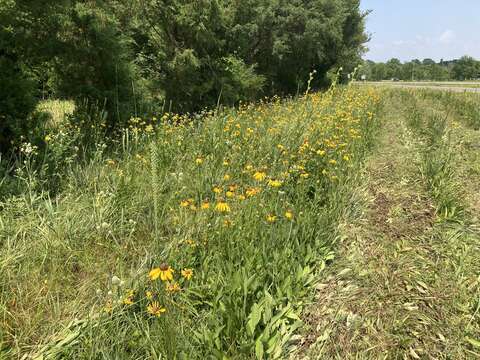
246,188,261,197
166,282,181,293
213,187,222,194
223,174,231,181
215,202,231,213
201,202,210,210
123,296,134,306
145,124,154,133
285,211,294,220
253,171,267,181
146,301,166,317
195,157,203,165
329,159,337,165
145,291,153,300
237,194,246,201
149,264,174,281
226,191,235,198
181,268,193,280
267,179,282,188
180,200,190,207
266,214,277,223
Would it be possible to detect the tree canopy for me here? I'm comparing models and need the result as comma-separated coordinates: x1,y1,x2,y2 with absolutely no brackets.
1,0,368,153
360,56,480,81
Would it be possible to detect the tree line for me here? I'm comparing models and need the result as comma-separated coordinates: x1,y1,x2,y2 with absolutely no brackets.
359,56,480,82
0,0,368,154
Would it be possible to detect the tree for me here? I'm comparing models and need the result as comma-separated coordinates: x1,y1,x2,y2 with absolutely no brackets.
53,2,146,127
453,56,480,80
0,0,66,153
385,58,402,79
134,0,369,111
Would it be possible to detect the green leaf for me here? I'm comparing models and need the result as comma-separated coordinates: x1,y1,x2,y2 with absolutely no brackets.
466,337,480,348
247,303,263,336
255,338,264,359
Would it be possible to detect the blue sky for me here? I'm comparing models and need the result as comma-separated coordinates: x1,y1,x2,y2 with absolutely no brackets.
360,0,480,62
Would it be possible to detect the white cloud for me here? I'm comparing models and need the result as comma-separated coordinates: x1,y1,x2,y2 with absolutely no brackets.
439,30,455,44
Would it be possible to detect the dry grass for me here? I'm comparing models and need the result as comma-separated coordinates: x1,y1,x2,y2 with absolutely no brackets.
37,99,75,126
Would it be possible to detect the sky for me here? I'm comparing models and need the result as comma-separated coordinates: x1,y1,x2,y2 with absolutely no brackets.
360,0,480,62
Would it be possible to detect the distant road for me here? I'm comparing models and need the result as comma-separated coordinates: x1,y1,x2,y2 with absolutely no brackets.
358,81,480,93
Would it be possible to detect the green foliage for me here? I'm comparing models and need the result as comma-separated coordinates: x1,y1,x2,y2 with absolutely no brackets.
452,56,480,80
53,2,146,127
360,56,480,81
0,58,37,153
1,0,368,148
0,0,43,153
133,0,368,111
0,86,380,357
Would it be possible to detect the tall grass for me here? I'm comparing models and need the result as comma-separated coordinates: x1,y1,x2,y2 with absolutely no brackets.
0,85,380,358
405,90,464,221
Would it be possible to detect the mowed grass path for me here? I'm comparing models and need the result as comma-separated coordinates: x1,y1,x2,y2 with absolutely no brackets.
298,89,480,359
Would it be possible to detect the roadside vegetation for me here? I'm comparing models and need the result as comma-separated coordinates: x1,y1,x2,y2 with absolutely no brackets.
1,84,381,358
2,1,480,359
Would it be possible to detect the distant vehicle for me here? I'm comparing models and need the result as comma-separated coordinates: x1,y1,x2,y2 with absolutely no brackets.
391,78,400,82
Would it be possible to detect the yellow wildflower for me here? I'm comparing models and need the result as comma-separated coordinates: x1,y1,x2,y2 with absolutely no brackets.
201,202,210,210
149,264,174,282
267,179,282,188
166,282,181,293
285,211,294,220
266,214,277,223
146,301,166,317
123,294,134,306
181,268,193,280
195,157,203,165
329,159,337,165
253,171,267,181
213,187,222,194
146,291,153,300
223,174,231,181
145,124,154,133
226,191,235,198
246,187,261,197
215,202,231,213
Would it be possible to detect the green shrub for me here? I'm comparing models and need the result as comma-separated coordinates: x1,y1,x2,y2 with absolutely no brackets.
0,57,38,154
